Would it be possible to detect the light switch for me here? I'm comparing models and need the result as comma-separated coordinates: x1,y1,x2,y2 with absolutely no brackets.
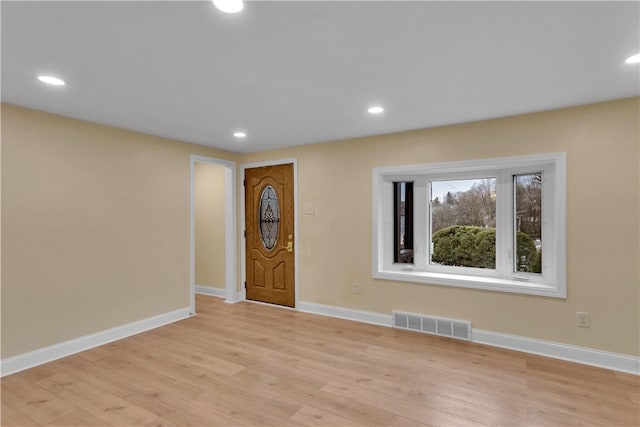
304,203,315,215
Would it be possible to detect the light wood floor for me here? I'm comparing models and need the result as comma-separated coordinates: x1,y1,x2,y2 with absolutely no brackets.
2,295,638,427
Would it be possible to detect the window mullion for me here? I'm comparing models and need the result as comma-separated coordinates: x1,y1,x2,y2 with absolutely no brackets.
413,178,428,271
495,170,512,278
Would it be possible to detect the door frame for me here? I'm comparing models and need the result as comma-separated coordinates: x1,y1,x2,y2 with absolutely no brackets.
190,154,238,315
240,158,299,308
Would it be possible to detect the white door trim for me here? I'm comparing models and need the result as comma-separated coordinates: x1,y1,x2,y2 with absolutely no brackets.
240,158,299,308
190,155,238,314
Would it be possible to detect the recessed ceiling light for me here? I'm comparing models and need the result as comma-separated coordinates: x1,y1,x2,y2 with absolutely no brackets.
625,53,640,64
233,131,247,138
368,106,384,114
37,75,66,86
213,0,244,13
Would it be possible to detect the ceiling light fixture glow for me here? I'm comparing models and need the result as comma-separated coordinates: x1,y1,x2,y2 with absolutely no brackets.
625,53,640,64
213,0,244,13
368,106,384,114
37,75,66,86
233,131,247,138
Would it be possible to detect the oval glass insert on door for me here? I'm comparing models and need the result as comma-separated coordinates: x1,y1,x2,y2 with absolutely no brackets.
259,185,280,250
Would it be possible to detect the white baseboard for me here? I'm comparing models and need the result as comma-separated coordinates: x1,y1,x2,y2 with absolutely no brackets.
298,300,639,375
195,284,226,298
0,307,192,377
232,289,246,304
472,329,640,375
298,301,393,327
195,285,244,303
4,300,637,376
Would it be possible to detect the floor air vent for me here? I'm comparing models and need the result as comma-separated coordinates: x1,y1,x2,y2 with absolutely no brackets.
392,311,472,341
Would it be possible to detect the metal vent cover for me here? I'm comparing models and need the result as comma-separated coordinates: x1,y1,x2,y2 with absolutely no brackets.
392,311,472,341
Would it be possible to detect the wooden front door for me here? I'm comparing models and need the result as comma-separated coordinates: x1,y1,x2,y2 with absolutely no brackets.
245,163,295,307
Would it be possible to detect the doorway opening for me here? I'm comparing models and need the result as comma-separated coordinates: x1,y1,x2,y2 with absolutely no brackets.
190,155,237,314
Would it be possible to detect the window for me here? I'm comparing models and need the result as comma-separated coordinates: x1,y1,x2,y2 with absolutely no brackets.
430,177,497,269
372,153,566,298
259,184,280,250
394,182,413,263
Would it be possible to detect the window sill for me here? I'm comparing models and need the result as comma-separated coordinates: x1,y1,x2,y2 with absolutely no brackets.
374,269,565,298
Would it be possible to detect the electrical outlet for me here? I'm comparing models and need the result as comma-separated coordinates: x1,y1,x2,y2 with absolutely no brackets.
576,312,591,328
353,283,361,294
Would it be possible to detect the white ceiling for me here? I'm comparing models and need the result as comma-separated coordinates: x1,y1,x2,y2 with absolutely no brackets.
2,1,639,154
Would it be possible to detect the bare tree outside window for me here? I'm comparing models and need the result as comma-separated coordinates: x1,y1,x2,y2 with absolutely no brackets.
515,173,542,273
430,178,497,269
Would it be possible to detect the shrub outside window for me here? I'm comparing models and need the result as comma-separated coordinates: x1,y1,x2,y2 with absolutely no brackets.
373,153,566,298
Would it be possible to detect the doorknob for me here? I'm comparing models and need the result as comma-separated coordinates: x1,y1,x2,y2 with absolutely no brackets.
284,241,293,252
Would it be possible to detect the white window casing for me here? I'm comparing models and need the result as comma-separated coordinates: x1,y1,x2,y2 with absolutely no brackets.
372,153,566,298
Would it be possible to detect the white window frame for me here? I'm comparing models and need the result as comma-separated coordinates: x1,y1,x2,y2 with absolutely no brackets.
372,153,566,298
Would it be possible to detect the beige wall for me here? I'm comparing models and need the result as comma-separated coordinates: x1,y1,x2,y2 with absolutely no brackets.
240,97,640,357
2,98,638,361
194,162,226,288
1,104,237,358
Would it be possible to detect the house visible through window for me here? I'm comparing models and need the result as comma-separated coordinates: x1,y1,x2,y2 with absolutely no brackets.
372,153,566,298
